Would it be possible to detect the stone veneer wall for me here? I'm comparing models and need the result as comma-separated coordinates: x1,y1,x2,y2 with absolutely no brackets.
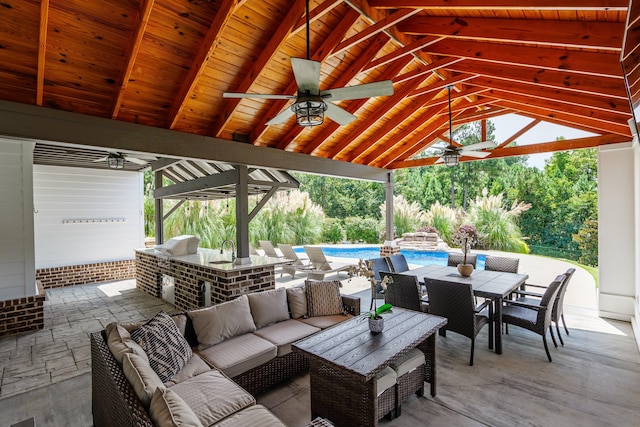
380,246,401,257
35,260,136,289
135,252,275,310
0,283,45,337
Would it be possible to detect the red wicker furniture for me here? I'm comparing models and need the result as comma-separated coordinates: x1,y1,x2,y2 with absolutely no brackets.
292,308,447,427
408,264,529,354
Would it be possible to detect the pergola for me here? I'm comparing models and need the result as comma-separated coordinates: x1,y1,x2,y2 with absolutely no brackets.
0,1,638,335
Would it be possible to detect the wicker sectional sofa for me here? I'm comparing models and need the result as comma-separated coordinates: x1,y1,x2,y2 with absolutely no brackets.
91,283,360,427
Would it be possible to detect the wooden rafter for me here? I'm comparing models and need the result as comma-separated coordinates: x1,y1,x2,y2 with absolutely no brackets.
497,119,541,148
111,0,155,119
362,36,442,73
36,0,49,107
369,0,629,10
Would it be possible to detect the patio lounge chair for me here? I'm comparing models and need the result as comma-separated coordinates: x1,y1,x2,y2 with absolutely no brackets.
303,246,356,281
259,240,283,258
277,243,310,279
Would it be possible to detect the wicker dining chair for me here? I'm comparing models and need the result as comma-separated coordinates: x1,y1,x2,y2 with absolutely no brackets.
502,274,566,362
380,272,428,313
447,252,478,268
514,268,576,345
424,278,491,365
368,257,392,310
484,255,519,273
388,254,410,273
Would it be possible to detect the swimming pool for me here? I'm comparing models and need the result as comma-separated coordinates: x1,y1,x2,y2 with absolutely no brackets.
294,245,486,269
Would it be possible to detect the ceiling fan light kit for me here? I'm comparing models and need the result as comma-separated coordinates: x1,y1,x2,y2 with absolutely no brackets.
107,153,125,169
292,94,327,126
442,151,459,167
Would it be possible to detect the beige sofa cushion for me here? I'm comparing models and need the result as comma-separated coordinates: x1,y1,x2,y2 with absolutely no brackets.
298,314,353,330
376,366,397,396
213,404,286,427
197,333,276,378
247,288,290,328
253,319,320,357
390,348,425,377
163,354,212,387
286,285,307,319
149,387,203,427
189,295,256,349
122,352,165,409
170,370,255,426
105,323,149,365
305,280,344,317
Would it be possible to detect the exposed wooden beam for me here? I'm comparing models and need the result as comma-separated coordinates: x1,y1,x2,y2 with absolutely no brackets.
111,0,155,119
425,38,624,79
398,16,624,51
369,0,628,10
446,59,628,99
292,0,344,35
331,8,421,57
36,0,51,107
211,0,308,136
389,134,630,169
497,119,541,148
408,74,475,98
362,36,442,73
154,170,239,199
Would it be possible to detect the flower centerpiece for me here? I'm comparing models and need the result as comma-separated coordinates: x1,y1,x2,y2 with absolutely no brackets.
452,224,478,276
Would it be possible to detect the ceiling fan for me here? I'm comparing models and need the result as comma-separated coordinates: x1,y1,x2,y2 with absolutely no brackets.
93,152,156,169
435,86,496,166
222,0,394,127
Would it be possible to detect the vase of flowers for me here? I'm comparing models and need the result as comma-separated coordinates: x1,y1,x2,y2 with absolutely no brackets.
452,224,478,277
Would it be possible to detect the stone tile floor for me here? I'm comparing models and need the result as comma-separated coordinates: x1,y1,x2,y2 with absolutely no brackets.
0,280,173,398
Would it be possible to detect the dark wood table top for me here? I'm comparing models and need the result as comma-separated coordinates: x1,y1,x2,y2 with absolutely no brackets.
292,308,447,382
408,264,529,299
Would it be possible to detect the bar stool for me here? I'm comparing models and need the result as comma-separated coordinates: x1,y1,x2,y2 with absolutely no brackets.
390,348,425,417
376,366,397,420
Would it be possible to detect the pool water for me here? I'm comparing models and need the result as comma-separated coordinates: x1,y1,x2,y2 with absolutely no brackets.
294,246,486,269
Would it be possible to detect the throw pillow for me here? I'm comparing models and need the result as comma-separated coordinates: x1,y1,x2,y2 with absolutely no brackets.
122,352,165,410
286,285,308,319
305,280,344,317
247,288,290,328
188,295,256,350
149,387,204,427
106,323,149,365
131,312,193,383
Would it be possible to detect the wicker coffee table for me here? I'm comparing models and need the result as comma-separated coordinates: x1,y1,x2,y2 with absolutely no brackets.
293,308,447,427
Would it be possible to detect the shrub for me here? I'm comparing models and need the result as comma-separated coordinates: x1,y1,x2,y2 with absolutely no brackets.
423,201,459,244
322,218,345,243
379,195,424,238
573,218,597,266
344,217,381,243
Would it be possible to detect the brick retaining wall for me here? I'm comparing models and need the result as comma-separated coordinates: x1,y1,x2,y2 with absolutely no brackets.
35,260,136,289
0,283,45,338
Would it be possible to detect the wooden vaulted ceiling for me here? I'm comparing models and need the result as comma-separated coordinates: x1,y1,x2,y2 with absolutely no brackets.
0,0,638,170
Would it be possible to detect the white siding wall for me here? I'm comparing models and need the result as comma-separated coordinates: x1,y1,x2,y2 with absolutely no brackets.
33,165,144,268
0,138,36,300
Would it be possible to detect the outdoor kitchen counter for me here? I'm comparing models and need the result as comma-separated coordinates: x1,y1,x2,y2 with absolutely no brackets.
134,248,287,309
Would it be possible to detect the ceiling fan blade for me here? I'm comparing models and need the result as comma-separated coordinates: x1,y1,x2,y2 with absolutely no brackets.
125,156,152,165
322,80,393,101
223,92,294,100
435,157,445,164
460,150,492,158
325,103,357,126
290,57,320,95
266,106,294,125
462,141,497,151
93,156,108,163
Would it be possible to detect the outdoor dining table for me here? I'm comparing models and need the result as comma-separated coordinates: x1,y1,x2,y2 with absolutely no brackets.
292,308,447,427
406,264,529,354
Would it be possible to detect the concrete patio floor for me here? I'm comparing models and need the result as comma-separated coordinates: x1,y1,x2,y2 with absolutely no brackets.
1,251,638,426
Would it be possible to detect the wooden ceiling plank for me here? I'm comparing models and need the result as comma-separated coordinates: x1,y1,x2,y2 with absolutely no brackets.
363,36,443,73
274,23,383,151
408,73,475,98
471,76,631,115
292,0,344,35
111,0,155,119
251,8,363,147
331,8,421,57
369,0,629,10
497,118,541,148
165,0,239,129
393,56,463,84
36,0,50,106
495,100,630,136
302,54,413,156
446,59,628,99
451,105,506,124
425,38,623,79
398,16,624,50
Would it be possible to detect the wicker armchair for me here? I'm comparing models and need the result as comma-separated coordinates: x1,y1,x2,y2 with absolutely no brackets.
424,278,491,366
388,254,410,273
380,272,428,312
484,255,519,273
514,268,576,345
368,257,392,310
502,274,566,362
447,252,478,268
